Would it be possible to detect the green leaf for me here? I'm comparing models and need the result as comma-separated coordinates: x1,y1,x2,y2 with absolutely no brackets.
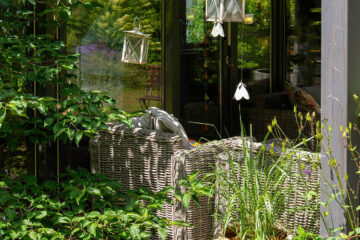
186,171,199,181
87,211,100,218
157,228,167,240
28,0,36,5
0,109,6,125
71,227,80,235
54,127,66,140
87,223,97,236
66,128,75,140
70,189,85,204
28,230,37,240
129,224,140,238
75,132,83,146
170,220,192,227
6,208,15,221
174,189,183,201
35,210,47,219
182,193,191,208
87,187,101,196
191,194,201,207
54,216,71,224
0,191,12,205
44,117,54,127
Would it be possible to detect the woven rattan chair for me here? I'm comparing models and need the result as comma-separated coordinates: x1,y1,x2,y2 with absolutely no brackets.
89,124,183,240
89,124,244,240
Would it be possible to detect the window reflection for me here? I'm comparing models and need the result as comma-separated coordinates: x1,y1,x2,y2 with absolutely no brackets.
67,0,162,113
240,0,321,144
180,0,221,139
287,0,321,99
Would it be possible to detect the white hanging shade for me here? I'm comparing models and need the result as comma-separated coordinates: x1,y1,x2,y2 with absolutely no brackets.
206,0,245,37
121,19,150,64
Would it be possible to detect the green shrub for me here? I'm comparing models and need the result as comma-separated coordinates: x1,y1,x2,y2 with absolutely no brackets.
0,168,208,240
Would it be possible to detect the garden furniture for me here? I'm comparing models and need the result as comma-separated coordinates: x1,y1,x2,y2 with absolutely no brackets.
89,122,244,239
213,142,321,239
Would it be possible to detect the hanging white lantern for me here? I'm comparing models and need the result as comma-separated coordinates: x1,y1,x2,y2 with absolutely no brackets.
121,17,150,64
206,0,245,37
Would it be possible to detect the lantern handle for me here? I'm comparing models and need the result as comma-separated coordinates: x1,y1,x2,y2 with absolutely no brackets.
134,17,141,31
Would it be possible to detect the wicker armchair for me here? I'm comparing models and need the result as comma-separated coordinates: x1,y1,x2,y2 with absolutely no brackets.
89,124,243,240
89,123,183,240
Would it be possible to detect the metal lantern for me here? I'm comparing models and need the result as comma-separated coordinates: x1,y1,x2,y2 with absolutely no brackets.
206,0,245,37
121,18,150,64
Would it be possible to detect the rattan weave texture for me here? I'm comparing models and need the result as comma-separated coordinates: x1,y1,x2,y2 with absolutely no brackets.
171,137,245,240
214,144,321,235
89,123,183,240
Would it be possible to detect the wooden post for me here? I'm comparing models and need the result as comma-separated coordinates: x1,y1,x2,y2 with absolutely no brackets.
321,0,360,235
163,0,181,116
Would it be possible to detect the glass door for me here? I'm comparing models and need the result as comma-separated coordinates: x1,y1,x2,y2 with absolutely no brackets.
178,0,221,139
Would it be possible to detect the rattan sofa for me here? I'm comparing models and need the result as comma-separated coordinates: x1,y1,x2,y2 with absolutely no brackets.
89,124,320,239
89,123,244,240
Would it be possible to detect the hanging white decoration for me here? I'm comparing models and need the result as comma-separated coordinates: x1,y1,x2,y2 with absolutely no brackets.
121,17,150,64
206,0,245,37
233,82,250,101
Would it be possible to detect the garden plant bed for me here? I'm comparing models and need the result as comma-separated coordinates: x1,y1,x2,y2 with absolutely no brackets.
224,228,287,240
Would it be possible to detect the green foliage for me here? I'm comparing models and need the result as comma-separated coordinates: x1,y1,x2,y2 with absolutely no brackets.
294,226,323,240
0,168,209,240
200,110,322,239
0,0,132,152
208,133,295,239
238,0,271,70
186,0,206,44
320,115,360,239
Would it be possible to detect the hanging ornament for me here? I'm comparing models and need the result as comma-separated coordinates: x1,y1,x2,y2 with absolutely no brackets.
206,0,245,37
233,82,250,101
121,17,150,64
234,22,250,102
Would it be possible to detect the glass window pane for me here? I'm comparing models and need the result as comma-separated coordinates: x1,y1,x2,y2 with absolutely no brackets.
180,0,221,139
240,0,321,145
67,0,162,113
